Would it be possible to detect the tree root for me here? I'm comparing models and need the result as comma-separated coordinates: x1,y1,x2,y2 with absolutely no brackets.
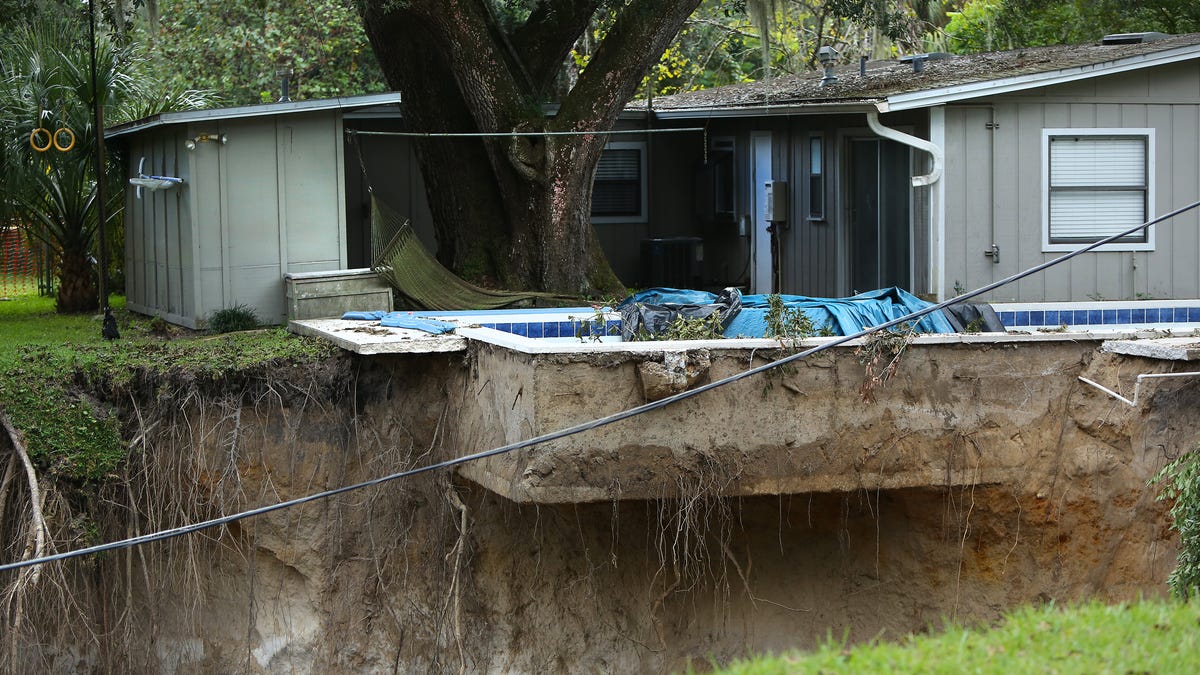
1,408,52,671
443,483,469,675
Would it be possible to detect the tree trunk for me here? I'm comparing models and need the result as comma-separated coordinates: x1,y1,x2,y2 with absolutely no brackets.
360,0,701,297
56,249,98,313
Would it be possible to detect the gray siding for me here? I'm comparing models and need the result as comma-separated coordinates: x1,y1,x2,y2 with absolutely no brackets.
942,60,1200,302
125,128,194,324
124,109,347,326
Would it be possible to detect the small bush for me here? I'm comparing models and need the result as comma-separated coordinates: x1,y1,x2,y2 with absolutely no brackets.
1152,444,1200,598
208,304,259,333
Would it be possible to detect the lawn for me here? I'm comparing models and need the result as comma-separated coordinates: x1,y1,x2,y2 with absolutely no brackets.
0,287,336,481
715,598,1200,674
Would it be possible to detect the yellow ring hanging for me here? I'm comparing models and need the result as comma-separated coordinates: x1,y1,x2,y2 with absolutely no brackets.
30,127,52,152
53,127,75,152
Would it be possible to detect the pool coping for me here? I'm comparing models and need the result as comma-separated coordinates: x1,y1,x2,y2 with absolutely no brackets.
289,317,1200,356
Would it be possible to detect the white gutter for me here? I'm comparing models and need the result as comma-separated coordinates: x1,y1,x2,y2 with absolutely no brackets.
866,109,942,187
650,101,881,120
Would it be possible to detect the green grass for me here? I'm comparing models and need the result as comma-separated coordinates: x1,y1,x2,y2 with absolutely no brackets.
713,599,1200,674
0,289,337,482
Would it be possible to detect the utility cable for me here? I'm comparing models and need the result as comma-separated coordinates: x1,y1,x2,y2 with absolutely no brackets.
2,199,1199,573
344,127,704,139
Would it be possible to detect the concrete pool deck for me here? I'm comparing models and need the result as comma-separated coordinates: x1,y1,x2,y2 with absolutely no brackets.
290,316,1200,357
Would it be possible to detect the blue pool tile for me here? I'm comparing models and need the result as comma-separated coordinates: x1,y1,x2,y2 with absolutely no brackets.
511,322,529,337
1102,309,1116,324
1132,309,1145,323
543,321,559,338
1190,308,1200,322
1029,310,1044,326
496,322,511,334
1071,310,1087,325
1176,307,1190,322
528,322,544,339
1144,308,1159,323
1044,310,1059,325
1014,311,1029,327
1087,310,1103,325
480,323,496,330
998,311,1014,326
607,320,621,336
559,321,575,337
1117,309,1131,324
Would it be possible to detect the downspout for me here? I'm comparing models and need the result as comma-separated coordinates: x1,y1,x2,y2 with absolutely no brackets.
865,109,942,186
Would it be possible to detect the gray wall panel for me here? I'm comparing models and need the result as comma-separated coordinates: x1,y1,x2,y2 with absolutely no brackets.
281,113,341,267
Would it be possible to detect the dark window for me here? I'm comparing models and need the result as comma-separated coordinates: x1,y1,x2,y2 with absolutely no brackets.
808,134,825,220
592,147,643,218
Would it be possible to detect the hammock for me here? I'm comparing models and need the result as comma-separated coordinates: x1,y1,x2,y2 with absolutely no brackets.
369,194,573,311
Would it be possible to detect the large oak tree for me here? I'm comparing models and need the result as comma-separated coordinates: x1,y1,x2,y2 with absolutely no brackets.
357,0,703,296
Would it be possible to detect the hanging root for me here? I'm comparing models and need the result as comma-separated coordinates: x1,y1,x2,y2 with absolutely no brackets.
1,408,52,670
443,483,469,675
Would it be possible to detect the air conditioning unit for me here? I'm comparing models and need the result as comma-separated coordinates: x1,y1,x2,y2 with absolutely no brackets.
640,237,703,289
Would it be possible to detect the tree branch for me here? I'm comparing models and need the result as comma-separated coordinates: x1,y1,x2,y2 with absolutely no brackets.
510,1,603,97
556,0,704,131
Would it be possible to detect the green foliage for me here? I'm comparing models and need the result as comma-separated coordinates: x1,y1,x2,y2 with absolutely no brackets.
944,0,1200,54
765,293,829,346
141,0,387,106
0,12,215,312
208,303,259,333
714,599,1200,674
661,312,727,340
1152,445,1200,599
574,0,956,98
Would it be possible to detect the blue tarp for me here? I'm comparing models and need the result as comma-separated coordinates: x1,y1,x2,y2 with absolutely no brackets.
341,311,457,335
618,287,954,337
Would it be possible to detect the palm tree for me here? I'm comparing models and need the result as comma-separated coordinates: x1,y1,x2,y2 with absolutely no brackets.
0,13,214,312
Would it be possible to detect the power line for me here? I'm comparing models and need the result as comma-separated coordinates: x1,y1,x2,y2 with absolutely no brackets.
2,199,1198,573
344,127,704,139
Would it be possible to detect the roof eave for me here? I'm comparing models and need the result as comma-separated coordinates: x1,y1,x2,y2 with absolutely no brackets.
649,100,883,119
885,42,1200,111
105,91,404,140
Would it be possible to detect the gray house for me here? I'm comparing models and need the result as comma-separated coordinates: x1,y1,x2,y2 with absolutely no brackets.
111,33,1200,327
107,92,434,327
606,32,1200,303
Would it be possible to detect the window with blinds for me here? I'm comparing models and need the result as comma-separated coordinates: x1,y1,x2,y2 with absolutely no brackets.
592,143,646,222
1047,134,1148,245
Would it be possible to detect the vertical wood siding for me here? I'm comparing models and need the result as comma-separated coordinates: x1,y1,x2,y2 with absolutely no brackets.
943,61,1200,301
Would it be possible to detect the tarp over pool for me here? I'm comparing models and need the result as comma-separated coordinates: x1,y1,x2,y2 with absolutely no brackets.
618,287,956,337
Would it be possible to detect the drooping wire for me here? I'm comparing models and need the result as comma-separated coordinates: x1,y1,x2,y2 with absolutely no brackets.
2,198,1199,573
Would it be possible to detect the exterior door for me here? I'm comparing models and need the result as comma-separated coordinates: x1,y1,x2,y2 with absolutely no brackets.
848,138,911,292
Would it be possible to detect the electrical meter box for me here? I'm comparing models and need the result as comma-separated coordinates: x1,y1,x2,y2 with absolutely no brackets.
763,180,788,222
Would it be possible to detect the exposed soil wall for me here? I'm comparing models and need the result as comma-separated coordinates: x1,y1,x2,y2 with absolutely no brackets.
3,339,1194,673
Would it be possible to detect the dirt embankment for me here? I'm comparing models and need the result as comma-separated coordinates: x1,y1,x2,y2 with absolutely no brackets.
2,340,1193,673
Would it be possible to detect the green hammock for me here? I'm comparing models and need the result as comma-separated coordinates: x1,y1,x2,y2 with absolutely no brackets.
369,194,573,311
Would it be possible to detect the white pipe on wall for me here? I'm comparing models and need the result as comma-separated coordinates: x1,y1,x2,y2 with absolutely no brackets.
866,110,943,187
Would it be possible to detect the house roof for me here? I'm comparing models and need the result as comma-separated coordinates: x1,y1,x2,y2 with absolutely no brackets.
105,91,403,140
641,33,1200,118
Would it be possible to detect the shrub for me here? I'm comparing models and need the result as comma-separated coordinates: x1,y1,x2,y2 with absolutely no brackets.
208,304,259,333
1152,444,1200,598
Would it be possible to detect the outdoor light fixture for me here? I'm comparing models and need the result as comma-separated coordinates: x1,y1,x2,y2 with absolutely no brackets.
818,46,838,86
276,58,294,103
184,133,227,150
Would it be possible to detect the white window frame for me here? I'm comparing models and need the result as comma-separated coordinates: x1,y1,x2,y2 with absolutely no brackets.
1041,128,1154,252
591,141,648,224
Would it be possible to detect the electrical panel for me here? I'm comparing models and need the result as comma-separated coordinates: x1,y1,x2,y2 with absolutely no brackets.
763,180,788,223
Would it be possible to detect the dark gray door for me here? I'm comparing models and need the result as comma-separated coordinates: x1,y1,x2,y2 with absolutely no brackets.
849,139,911,292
